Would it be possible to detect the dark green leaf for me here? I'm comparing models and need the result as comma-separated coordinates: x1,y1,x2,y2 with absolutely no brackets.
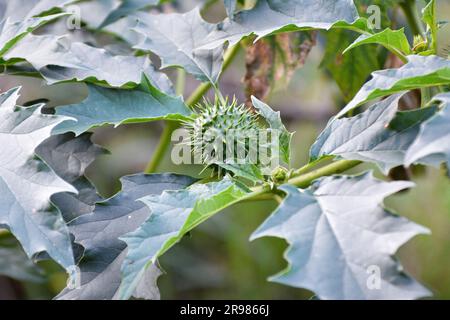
219,163,263,183
321,29,381,101
343,28,411,56
53,84,192,136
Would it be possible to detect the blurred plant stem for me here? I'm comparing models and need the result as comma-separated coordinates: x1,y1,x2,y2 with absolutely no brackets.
144,121,179,173
175,69,186,97
400,0,425,36
144,44,242,173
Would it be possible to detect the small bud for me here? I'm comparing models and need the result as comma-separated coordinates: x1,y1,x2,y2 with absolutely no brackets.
412,35,428,53
271,166,289,184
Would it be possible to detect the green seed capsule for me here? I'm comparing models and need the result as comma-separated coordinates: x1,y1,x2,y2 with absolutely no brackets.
183,97,264,175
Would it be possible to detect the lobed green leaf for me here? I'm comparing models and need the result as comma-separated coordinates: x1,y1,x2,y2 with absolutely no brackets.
251,172,431,300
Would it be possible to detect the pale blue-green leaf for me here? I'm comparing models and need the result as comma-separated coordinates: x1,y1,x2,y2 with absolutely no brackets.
311,94,437,174
199,0,359,50
57,173,196,300
53,84,191,136
0,0,77,55
0,13,67,56
102,12,144,45
224,0,237,18
337,55,450,118
251,96,293,165
99,0,160,28
3,34,154,87
251,173,431,300
0,87,76,269
119,177,249,300
405,93,450,171
36,133,106,222
133,8,224,83
73,0,121,29
0,0,74,21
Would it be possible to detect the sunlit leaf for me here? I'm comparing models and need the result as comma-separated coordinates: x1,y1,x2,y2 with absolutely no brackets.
343,28,411,56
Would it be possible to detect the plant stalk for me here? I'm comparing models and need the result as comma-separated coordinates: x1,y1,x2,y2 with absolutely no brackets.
246,160,362,201
287,160,362,188
400,0,425,36
175,69,186,96
144,121,178,173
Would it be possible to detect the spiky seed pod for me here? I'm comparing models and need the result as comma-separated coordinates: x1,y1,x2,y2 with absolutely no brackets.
183,97,264,174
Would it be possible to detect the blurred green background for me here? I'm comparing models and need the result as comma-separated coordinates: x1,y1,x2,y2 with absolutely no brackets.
0,0,449,300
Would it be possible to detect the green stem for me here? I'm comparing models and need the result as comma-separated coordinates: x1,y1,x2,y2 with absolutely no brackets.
292,157,331,177
143,44,242,173
144,121,178,173
400,0,425,36
287,160,362,188
421,87,432,107
175,69,186,96
186,82,212,107
246,160,362,201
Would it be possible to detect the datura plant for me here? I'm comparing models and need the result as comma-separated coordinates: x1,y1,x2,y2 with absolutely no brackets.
0,0,449,300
